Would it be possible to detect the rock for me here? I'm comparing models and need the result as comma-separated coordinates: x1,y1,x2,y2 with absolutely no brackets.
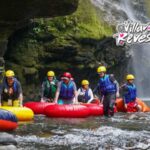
0,0,79,66
0,145,17,150
0,0,78,22
0,133,17,145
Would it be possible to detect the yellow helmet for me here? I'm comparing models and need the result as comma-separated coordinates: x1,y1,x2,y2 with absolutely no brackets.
5,70,15,77
81,80,89,86
47,71,55,77
97,66,106,73
126,74,135,80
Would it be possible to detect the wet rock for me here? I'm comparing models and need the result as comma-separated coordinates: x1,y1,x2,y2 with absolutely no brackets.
0,0,79,72
0,0,78,22
0,133,17,145
0,145,17,150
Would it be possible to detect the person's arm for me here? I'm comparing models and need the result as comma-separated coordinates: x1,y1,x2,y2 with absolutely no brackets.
74,90,78,104
114,80,120,97
18,93,23,107
87,89,94,103
54,82,61,103
41,82,45,102
93,83,100,98
17,81,23,107
0,85,2,106
77,88,85,96
0,95,1,106
0,80,4,106
73,82,78,104
121,84,128,108
77,88,81,97
110,74,120,97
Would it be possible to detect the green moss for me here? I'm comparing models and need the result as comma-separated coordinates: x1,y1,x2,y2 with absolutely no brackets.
70,0,113,39
33,0,113,41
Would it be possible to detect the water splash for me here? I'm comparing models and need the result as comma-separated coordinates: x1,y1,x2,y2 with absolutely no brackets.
14,115,150,150
15,126,150,150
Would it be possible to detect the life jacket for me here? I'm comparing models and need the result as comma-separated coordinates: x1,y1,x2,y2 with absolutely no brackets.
127,101,138,112
43,78,57,99
59,81,75,100
124,83,136,104
2,78,19,101
99,74,116,95
78,88,91,103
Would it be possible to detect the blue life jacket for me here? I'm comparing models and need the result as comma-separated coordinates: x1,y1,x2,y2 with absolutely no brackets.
99,74,116,95
80,88,91,103
4,78,18,92
59,81,75,100
124,83,136,104
2,78,19,101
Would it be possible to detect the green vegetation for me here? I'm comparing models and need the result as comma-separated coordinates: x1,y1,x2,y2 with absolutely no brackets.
33,0,113,40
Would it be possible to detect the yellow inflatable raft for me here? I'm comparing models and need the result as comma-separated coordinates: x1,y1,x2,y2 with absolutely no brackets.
0,106,34,121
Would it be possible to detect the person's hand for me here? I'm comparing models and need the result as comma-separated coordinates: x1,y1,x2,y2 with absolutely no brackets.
79,102,83,104
116,92,120,98
53,99,58,104
19,101,23,107
41,98,44,103
8,99,12,106
94,95,98,99
73,101,78,104
0,103,1,107
124,104,127,109
80,92,84,96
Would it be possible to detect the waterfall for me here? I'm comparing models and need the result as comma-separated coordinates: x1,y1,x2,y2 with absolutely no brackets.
120,0,150,98
92,0,150,98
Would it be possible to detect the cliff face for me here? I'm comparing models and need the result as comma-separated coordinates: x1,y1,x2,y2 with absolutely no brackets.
3,0,127,101
0,0,78,22
0,0,78,67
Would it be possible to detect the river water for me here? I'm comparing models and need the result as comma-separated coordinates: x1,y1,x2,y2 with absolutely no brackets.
12,113,150,150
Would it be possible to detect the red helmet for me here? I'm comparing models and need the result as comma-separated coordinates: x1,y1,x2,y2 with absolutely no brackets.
62,72,72,79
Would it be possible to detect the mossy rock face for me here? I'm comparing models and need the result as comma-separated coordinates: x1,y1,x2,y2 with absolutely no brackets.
4,0,127,101
0,0,78,66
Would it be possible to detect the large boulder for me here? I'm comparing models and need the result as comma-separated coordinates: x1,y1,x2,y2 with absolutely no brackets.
0,0,78,62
